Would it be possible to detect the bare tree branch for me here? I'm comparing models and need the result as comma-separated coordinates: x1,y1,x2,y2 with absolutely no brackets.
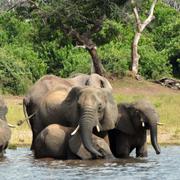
131,0,158,76
131,0,157,32
140,0,157,31
131,0,142,32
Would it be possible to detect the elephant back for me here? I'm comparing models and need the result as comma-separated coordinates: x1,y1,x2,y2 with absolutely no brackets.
38,90,69,125
86,73,112,90
26,75,73,109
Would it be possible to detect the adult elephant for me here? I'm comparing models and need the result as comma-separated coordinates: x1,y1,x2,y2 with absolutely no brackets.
23,73,112,149
24,73,112,112
84,73,112,90
0,96,11,157
34,124,113,160
33,86,118,158
108,100,161,158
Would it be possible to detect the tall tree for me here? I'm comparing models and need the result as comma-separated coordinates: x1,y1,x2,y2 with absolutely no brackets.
131,0,157,77
7,0,128,76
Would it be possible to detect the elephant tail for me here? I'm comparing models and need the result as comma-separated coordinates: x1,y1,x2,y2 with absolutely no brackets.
16,98,36,127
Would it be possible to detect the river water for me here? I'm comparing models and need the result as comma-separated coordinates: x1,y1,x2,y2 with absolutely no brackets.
0,146,180,180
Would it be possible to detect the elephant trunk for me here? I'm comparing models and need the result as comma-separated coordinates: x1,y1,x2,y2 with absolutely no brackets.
79,107,103,158
149,123,161,154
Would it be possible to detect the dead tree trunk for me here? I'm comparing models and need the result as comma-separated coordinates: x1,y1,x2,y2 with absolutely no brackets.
131,0,157,77
87,47,103,75
72,32,105,76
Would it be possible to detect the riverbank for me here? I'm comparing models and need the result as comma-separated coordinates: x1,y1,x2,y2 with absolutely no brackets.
4,77,180,147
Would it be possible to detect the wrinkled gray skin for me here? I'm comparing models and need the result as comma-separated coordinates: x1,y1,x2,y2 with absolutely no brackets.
23,73,112,150
33,86,118,158
108,100,161,158
0,96,11,157
34,124,113,160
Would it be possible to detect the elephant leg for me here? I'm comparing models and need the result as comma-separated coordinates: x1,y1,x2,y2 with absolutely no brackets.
31,114,44,150
109,130,130,158
136,142,148,157
115,143,130,158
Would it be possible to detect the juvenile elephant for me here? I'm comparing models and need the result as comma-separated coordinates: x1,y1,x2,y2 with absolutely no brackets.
23,73,112,149
34,124,113,160
0,96,11,157
108,100,161,158
32,86,118,158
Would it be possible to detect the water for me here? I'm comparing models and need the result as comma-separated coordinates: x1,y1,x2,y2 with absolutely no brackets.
0,146,180,180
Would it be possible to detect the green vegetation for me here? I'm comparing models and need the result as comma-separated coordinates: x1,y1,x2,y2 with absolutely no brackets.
0,0,179,94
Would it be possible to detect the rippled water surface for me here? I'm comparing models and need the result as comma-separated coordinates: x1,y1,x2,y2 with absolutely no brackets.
0,146,180,180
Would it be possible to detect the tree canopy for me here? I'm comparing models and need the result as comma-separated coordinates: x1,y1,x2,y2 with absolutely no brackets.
0,0,179,94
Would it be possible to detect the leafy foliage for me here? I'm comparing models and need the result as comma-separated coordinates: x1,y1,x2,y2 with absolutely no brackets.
0,12,46,94
0,1,179,94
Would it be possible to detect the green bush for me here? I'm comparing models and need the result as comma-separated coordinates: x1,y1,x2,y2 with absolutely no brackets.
99,42,131,77
0,12,47,94
0,2,179,95
35,41,90,77
139,45,172,79
0,48,32,94
57,46,90,77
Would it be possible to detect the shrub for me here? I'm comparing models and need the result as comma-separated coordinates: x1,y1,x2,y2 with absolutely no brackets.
139,45,172,79
0,48,31,94
99,42,131,77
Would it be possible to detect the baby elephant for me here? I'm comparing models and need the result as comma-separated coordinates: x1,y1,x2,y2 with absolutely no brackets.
108,100,161,158
0,96,11,157
34,124,113,160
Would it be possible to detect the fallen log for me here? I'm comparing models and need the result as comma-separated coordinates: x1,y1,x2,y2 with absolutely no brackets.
155,77,180,90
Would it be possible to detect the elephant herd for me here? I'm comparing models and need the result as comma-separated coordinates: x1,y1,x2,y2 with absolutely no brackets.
0,73,161,160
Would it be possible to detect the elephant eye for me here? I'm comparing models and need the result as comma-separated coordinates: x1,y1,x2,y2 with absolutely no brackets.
98,104,103,113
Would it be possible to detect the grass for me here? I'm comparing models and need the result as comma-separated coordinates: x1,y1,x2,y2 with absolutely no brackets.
3,77,180,147
5,97,32,148
111,77,180,145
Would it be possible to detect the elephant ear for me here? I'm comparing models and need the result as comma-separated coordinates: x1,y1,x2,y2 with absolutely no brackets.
69,133,92,160
100,89,118,131
100,76,112,90
64,86,82,103
116,104,136,135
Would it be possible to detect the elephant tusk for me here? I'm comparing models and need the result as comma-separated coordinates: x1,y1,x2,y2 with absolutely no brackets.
142,122,145,127
71,125,80,136
140,117,145,127
8,123,16,128
17,111,36,127
157,122,164,126
96,125,100,132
